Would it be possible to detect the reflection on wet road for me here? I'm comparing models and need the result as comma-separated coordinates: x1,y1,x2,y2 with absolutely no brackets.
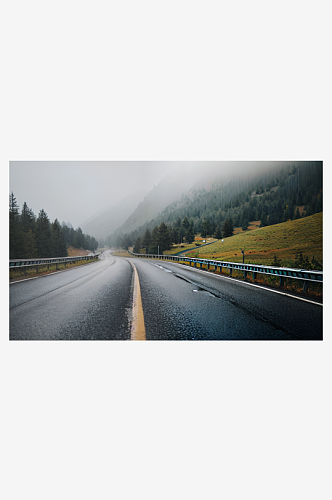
9,253,323,340
130,259,322,340
10,251,133,340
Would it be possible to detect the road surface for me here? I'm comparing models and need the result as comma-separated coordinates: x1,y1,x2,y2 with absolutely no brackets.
9,251,323,340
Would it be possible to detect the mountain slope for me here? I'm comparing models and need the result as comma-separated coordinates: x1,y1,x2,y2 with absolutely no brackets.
105,163,212,240
110,161,323,249
80,190,146,241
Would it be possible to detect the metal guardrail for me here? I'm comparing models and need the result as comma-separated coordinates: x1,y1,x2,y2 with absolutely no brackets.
127,250,322,291
9,252,101,273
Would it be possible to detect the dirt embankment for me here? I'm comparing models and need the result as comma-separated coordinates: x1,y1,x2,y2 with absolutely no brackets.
66,245,91,256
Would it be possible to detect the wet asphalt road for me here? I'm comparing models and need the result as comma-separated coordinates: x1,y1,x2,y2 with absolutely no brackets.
129,258,323,340
10,251,134,340
9,252,323,340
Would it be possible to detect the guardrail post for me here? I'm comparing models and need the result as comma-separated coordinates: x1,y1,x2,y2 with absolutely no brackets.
36,265,38,274
303,281,309,293
229,267,232,277
253,272,257,281
244,270,247,279
279,276,284,287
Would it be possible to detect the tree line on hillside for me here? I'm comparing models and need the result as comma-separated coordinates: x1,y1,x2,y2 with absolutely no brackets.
107,161,322,254
131,216,234,254
9,193,98,259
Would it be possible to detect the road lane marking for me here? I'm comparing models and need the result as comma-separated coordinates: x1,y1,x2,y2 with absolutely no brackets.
146,260,322,307
127,260,146,340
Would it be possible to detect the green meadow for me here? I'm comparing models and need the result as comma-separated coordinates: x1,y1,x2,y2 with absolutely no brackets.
186,212,323,268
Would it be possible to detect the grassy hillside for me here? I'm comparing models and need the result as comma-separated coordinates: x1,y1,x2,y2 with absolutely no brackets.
164,238,219,255
111,161,322,254
186,212,323,268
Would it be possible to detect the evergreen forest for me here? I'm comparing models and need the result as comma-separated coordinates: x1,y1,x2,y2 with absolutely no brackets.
109,161,322,254
9,193,98,259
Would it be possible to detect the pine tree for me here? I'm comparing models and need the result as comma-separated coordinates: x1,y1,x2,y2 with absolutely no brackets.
201,219,211,238
149,226,160,254
142,229,151,251
158,222,171,252
35,209,51,257
175,216,183,243
186,223,195,244
50,219,67,257
170,227,177,245
85,235,91,251
69,227,75,246
23,229,38,258
223,218,234,238
214,225,222,239
316,192,322,213
175,217,182,229
182,216,190,230
242,218,249,231
21,202,36,234
260,212,267,227
73,227,84,249
133,237,141,253
121,234,131,250
91,237,98,252
9,192,24,259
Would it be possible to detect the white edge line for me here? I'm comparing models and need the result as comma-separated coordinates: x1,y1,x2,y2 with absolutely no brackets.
147,259,323,307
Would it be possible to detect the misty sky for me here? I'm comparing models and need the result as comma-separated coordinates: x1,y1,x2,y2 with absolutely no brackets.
9,161,177,228
9,161,294,230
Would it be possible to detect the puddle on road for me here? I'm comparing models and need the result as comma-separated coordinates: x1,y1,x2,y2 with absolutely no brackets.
192,288,217,298
173,273,218,297
152,265,219,298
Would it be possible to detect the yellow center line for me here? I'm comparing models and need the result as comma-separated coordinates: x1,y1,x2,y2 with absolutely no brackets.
127,260,146,340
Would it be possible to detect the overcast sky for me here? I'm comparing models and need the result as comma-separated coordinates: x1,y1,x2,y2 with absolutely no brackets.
9,161,177,228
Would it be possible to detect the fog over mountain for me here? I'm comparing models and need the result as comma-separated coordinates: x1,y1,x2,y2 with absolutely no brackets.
103,161,322,251
82,162,229,241
92,162,282,243
10,161,316,247
80,190,147,241
9,161,177,230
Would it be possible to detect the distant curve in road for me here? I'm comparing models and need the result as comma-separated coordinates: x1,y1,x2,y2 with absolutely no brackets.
9,251,133,340
9,252,323,340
